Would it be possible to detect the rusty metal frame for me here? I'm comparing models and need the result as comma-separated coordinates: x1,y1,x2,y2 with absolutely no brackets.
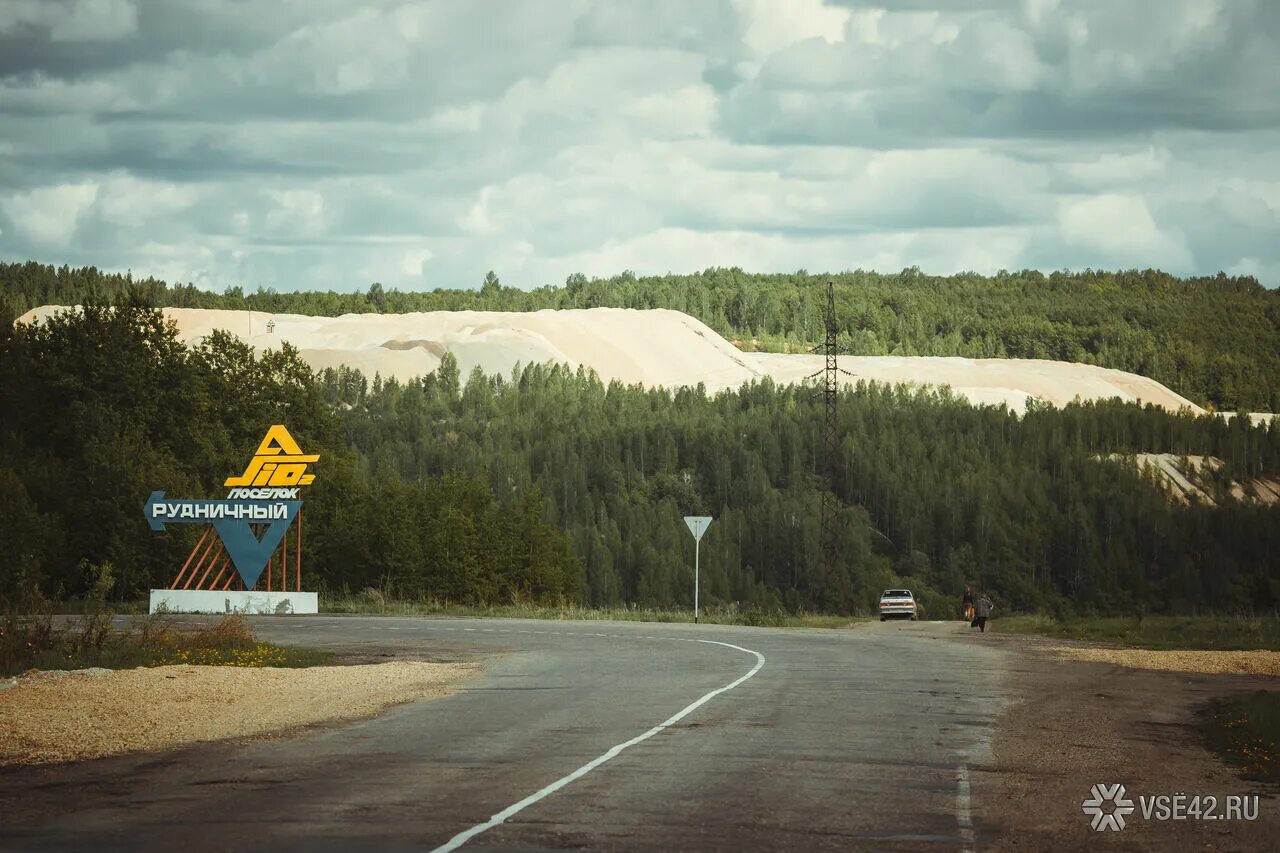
165,515,304,592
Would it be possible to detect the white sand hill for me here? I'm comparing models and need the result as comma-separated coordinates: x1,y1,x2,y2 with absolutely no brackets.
18,305,1207,414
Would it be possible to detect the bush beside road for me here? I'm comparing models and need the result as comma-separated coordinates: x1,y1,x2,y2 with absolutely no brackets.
2,612,328,677
321,595,871,629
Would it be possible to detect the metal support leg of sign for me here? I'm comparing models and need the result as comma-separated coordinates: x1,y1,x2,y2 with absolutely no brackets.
282,518,288,592
208,559,228,591
171,527,212,589
195,547,225,591
166,516,306,592
295,508,302,592
185,534,220,590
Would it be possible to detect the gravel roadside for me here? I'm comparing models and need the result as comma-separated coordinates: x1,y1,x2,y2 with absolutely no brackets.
1041,646,1280,676
947,628,1279,851
891,621,1278,849
0,661,476,766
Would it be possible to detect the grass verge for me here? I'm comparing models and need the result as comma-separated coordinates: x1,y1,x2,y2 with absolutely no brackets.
997,615,1280,651
1199,691,1280,784
2,613,329,677
322,596,867,629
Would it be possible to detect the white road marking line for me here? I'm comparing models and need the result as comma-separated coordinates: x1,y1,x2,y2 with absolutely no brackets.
956,764,975,852
431,639,766,853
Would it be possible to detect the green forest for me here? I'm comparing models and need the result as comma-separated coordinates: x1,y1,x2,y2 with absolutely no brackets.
2,298,1277,617
4,261,1279,411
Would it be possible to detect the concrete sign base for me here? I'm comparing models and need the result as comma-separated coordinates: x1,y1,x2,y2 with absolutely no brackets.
149,589,318,615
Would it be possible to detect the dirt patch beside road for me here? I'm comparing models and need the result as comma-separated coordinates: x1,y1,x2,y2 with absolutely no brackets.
946,627,1279,851
0,661,475,766
1043,646,1280,676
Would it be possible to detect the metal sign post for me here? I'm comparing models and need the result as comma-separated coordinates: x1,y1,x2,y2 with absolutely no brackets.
683,516,712,623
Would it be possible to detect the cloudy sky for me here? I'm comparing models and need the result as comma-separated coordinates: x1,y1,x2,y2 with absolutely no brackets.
1,0,1277,292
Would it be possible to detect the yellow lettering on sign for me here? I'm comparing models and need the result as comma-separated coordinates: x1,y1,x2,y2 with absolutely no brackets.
224,425,320,488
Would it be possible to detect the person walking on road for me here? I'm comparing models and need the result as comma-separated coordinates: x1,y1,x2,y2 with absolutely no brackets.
972,594,994,632
962,586,974,621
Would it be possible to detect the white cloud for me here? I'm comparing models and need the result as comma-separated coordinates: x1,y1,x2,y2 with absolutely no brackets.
51,0,137,42
0,1,1276,289
423,103,485,134
1045,0,1231,93
0,0,137,42
264,189,328,236
846,9,887,45
1227,256,1280,287
1058,193,1192,268
547,227,848,278
509,224,1035,284
491,47,714,141
127,239,221,288
1,182,100,245
1061,147,1170,187
733,0,849,56
460,187,499,236
95,174,200,227
0,75,140,114
400,247,434,276
750,10,1049,94
250,6,421,95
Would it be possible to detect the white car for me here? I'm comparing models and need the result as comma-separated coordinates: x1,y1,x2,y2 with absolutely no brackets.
879,589,917,621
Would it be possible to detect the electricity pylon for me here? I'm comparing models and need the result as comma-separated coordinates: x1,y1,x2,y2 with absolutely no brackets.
818,281,841,580
801,281,854,590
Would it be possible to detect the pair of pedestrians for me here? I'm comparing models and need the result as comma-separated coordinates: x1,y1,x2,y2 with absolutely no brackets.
961,586,994,632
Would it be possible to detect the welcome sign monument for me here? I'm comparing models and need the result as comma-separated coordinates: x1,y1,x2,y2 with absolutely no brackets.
146,425,319,614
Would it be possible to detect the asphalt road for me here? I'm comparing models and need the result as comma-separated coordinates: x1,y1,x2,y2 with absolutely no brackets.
0,617,1009,852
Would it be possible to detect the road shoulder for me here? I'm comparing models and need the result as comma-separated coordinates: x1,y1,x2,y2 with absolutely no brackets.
1,660,476,766
951,627,1278,850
